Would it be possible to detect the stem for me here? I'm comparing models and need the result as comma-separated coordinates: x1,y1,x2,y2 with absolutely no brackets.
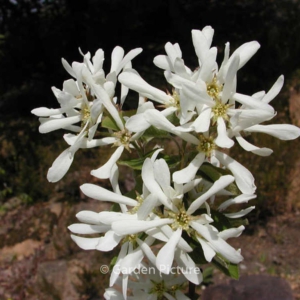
188,282,197,299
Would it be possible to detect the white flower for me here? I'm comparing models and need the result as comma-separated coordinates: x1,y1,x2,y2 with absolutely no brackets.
111,158,244,282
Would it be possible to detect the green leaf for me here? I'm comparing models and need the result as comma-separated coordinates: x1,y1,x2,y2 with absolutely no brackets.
101,114,122,131
198,162,240,195
143,125,170,139
118,153,180,170
212,255,239,280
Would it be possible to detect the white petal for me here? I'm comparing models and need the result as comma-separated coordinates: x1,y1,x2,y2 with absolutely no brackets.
196,237,216,262
39,115,81,133
230,41,260,70
120,248,144,274
137,194,159,220
125,113,151,132
31,107,66,117
232,93,274,112
112,219,173,236
175,250,203,285
76,210,101,224
154,159,171,194
262,75,284,103
116,48,143,75
235,135,273,156
222,55,239,102
96,230,122,251
225,206,255,218
110,46,124,73
47,148,74,182
118,71,172,104
218,225,245,240
70,235,100,250
142,158,172,209
136,238,156,266
68,223,109,234
190,222,243,264
218,193,256,211
80,183,137,206
187,175,234,215
173,153,205,184
192,106,212,133
156,228,182,274
246,124,300,140
215,151,256,194
215,117,234,148
91,146,124,179
154,54,173,71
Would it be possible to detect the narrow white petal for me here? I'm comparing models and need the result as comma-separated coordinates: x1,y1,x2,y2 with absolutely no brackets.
91,146,124,179
62,58,76,77
222,55,239,102
110,46,124,73
246,124,300,140
76,210,101,224
68,223,110,234
157,228,182,274
218,225,245,240
31,107,66,117
47,148,74,182
154,159,171,193
116,48,143,75
187,175,234,215
80,182,137,206
173,153,205,184
112,219,173,236
218,193,256,211
154,54,173,71
225,206,255,218
70,235,100,250
215,117,234,148
98,211,136,224
235,135,273,156
39,115,81,133
175,250,203,285
232,93,274,112
262,75,284,103
110,242,128,286
230,41,260,70
192,106,212,133
118,71,172,104
190,222,243,264
136,238,156,266
142,158,172,209
196,237,216,262
120,248,144,274
137,194,159,220
215,151,256,194
125,113,151,132
96,230,122,251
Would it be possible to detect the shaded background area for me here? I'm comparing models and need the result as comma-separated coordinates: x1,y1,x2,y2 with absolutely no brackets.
1,0,300,299
1,0,300,113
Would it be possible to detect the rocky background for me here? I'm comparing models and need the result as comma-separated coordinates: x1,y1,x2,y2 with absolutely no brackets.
1,0,300,299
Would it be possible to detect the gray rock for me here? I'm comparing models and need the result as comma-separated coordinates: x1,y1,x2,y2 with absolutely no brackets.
202,275,294,300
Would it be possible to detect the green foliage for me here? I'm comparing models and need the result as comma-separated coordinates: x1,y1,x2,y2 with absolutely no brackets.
212,255,240,280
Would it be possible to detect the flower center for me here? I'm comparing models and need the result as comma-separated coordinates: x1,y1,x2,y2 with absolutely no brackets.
113,129,132,151
166,90,180,110
167,203,191,231
211,100,231,124
150,280,167,298
197,135,216,156
206,76,223,100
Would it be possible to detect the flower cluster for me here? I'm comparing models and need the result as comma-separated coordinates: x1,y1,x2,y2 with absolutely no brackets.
32,26,300,299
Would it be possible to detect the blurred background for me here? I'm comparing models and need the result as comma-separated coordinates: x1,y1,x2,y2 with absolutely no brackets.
0,0,300,299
